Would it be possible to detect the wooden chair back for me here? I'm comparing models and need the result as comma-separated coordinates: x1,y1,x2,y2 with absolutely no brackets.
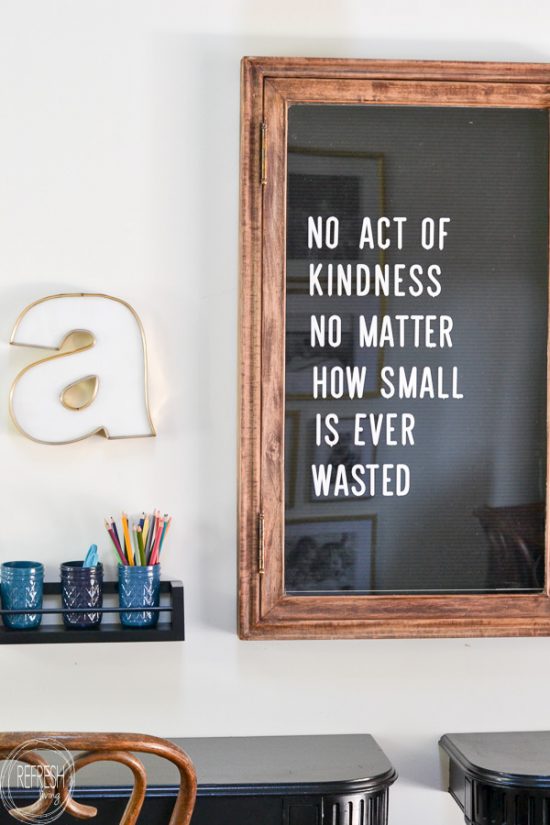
0,732,196,825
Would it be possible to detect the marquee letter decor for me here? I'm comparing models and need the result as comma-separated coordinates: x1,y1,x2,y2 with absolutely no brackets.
10,293,156,444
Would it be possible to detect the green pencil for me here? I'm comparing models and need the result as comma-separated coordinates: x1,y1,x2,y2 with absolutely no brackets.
137,526,146,566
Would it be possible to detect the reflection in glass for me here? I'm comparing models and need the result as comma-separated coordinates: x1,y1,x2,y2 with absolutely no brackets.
284,105,548,596
286,517,375,592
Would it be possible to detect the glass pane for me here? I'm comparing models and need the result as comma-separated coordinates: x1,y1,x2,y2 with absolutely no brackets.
284,104,548,595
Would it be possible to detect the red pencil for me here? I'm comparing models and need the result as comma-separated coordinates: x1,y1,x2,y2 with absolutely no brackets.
105,520,127,565
149,520,163,566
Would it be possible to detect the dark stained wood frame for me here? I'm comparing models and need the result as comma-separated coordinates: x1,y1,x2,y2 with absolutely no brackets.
238,57,550,640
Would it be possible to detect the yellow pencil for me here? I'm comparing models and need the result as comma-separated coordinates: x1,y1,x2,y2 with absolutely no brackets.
142,515,150,547
122,513,134,566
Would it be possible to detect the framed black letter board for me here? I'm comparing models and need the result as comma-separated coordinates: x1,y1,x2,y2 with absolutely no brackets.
239,58,549,639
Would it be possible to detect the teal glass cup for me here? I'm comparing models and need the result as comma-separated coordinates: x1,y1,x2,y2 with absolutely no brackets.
1,561,44,630
118,565,160,627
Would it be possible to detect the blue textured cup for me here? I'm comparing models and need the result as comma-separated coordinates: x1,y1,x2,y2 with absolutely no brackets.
1,561,44,630
61,561,103,629
118,565,160,628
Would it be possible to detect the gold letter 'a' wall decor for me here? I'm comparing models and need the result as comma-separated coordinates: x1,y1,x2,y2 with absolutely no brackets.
9,293,156,445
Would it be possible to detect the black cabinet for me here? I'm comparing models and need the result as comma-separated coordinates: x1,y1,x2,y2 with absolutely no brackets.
440,732,550,825
1,735,396,825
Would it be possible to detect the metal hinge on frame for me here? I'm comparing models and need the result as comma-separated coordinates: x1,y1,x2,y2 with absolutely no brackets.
260,121,267,185
257,512,265,575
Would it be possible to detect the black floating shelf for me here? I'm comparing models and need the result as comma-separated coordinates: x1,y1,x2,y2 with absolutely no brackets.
0,580,185,644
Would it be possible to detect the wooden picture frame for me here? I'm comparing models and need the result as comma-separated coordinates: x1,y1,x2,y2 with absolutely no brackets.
238,57,550,639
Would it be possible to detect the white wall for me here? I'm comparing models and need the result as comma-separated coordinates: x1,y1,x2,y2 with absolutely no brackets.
0,2,550,823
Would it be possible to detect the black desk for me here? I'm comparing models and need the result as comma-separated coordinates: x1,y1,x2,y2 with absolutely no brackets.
2,735,397,825
440,732,550,825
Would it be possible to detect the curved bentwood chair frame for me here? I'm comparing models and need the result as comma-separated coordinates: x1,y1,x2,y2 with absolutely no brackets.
0,733,196,825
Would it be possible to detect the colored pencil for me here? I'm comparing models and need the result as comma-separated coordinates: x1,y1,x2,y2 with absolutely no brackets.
149,523,163,567
105,520,126,565
145,510,157,561
122,513,134,566
104,510,172,567
131,525,139,566
137,526,146,566
110,517,121,549
158,516,171,556
142,515,150,547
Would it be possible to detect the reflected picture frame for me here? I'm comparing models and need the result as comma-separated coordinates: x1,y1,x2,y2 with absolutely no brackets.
285,515,376,594
285,295,383,399
308,416,377,503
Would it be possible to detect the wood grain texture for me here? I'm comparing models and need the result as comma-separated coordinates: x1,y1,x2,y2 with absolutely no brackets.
238,57,550,640
0,733,196,825
243,57,550,84
238,57,264,637
260,79,287,618
266,77,550,108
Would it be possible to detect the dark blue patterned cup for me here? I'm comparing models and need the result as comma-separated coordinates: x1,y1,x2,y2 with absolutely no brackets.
1,561,44,629
61,561,103,629
118,565,160,627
